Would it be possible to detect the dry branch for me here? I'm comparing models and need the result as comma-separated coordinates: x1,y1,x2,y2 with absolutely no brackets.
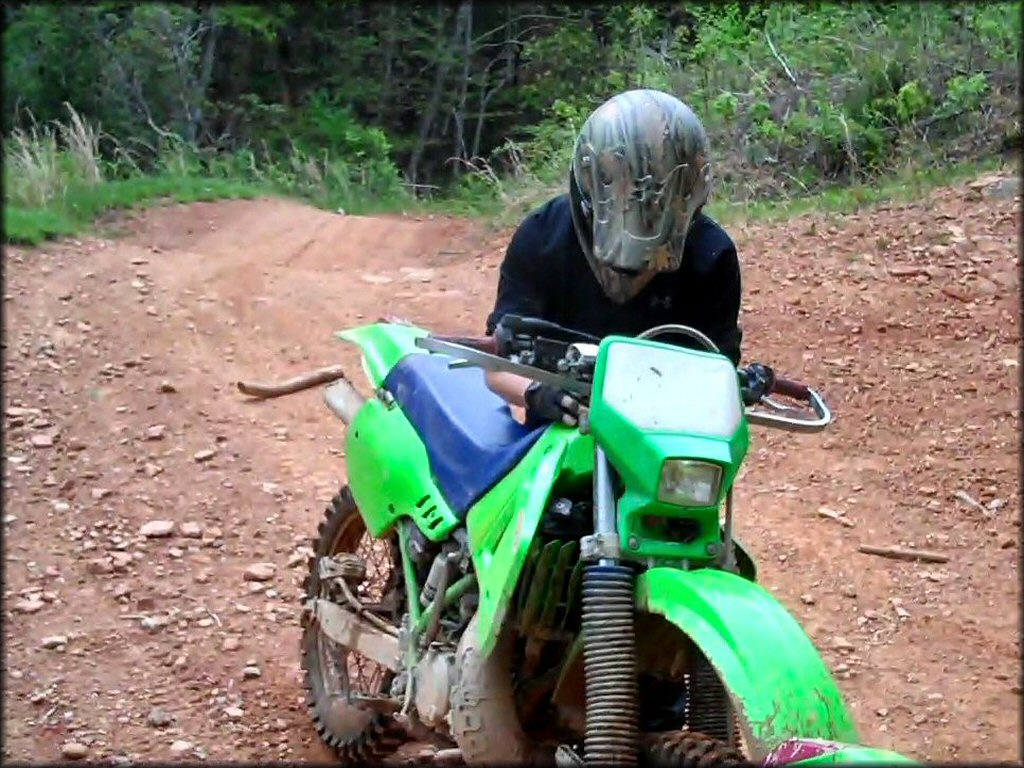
765,31,799,86
236,366,347,399
817,507,856,527
856,544,949,564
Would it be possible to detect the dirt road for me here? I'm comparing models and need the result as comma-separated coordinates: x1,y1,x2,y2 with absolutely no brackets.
3,176,1020,763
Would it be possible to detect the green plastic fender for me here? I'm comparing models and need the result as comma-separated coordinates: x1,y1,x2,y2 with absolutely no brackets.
465,428,591,659
336,322,428,386
344,396,462,542
333,322,465,540
636,567,859,759
781,744,919,765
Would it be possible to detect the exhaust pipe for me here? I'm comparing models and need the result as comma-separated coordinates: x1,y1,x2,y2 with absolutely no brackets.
323,377,366,425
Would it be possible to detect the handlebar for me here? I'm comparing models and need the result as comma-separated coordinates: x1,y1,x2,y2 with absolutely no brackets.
434,331,811,397
425,318,831,433
748,387,831,433
772,376,810,400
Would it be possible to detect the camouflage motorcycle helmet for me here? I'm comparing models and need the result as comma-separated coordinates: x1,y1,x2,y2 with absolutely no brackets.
569,89,713,303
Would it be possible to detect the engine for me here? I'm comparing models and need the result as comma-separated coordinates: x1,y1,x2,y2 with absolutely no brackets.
413,648,456,729
401,527,476,732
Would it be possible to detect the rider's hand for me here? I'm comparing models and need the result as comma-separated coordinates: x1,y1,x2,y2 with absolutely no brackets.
739,362,776,405
524,382,581,427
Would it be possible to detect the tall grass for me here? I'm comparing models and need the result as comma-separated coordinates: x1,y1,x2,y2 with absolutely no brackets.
4,84,1014,248
3,106,423,245
5,104,105,207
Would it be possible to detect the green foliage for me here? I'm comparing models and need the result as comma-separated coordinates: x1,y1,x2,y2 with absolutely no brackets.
711,92,740,122
4,206,79,245
2,107,415,244
212,5,293,41
894,81,931,124
705,155,1006,226
453,1,1018,214
4,174,266,245
286,92,404,199
939,73,989,118
3,0,1019,240
659,1,1021,196
749,101,772,123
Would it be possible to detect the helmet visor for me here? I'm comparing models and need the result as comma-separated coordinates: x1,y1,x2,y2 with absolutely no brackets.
579,147,701,274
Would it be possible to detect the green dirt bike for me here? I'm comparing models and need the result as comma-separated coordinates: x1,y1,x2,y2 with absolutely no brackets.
243,315,917,766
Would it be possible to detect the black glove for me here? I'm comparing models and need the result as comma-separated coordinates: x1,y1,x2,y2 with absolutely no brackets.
524,382,581,427
739,362,776,406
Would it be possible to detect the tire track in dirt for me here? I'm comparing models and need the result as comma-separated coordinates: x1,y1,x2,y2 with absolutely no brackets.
3,178,1019,762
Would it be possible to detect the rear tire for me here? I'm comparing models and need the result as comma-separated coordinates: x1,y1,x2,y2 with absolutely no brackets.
300,486,407,762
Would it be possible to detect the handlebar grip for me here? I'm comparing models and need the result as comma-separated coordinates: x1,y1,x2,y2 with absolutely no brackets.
772,376,811,400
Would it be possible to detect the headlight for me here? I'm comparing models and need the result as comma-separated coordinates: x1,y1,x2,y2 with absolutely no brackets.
658,460,722,507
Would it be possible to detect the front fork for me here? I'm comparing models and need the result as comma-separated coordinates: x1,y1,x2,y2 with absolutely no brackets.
578,447,640,765
579,451,741,765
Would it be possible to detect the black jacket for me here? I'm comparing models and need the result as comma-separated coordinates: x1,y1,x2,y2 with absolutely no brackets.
485,194,743,365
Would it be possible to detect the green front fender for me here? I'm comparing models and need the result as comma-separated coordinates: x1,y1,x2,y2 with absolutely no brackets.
779,744,919,765
636,567,859,759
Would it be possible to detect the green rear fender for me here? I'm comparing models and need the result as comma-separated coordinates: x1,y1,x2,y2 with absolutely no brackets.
336,322,428,387
636,567,859,759
334,322,464,541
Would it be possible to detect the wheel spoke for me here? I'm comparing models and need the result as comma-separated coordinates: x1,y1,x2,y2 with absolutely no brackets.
302,488,408,761
315,529,399,699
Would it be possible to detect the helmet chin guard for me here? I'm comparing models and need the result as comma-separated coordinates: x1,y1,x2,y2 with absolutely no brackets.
570,170,658,303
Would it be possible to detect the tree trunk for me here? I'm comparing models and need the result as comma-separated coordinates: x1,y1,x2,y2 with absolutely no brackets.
193,5,220,144
451,0,473,171
380,1,397,116
471,54,509,159
470,65,490,159
470,3,515,160
405,0,471,186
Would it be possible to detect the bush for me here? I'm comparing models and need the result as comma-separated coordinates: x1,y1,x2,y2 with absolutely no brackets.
671,2,1021,198
485,1,1020,208
2,102,417,244
4,1,1017,233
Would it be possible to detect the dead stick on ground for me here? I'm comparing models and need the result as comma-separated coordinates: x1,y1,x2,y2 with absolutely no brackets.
857,544,949,564
236,365,347,399
817,507,856,527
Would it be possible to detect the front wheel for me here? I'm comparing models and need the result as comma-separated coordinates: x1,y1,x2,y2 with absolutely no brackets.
300,486,407,762
641,729,746,767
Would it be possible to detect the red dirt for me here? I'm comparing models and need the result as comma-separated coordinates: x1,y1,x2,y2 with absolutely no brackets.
3,178,1020,763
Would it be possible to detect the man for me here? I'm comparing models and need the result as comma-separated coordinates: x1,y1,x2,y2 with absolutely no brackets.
484,89,744,427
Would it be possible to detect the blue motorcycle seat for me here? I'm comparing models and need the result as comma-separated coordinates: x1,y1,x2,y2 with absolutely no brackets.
383,353,547,518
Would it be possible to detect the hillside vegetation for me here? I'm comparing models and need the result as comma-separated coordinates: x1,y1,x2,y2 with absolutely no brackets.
3,1,1020,243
